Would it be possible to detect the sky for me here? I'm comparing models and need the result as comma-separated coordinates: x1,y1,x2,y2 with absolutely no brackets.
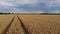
0,0,60,13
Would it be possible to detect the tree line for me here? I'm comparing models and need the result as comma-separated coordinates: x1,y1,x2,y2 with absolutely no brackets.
0,12,60,15
0,12,14,14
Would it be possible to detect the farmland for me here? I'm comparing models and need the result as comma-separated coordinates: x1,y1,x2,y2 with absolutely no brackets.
0,14,60,34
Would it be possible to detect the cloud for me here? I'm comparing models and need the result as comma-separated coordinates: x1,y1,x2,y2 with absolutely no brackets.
0,0,39,6
10,8,30,13
54,0,60,2
0,1,14,6
9,8,45,13
15,0,39,4
31,10,45,13
51,10,60,13
0,0,60,13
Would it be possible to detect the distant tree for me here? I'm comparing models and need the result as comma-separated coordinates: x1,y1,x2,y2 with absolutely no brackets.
0,12,3,14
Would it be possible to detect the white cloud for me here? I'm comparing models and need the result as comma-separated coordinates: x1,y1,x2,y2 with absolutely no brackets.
31,10,45,13
52,0,60,5
10,0,39,6
0,0,39,6
1,0,60,7
9,8,45,13
0,1,14,6
52,10,60,13
10,8,29,13
46,1,54,7
54,0,60,2
15,0,39,5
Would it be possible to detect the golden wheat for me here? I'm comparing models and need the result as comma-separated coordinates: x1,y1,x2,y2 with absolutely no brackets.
0,14,60,34
19,15,60,34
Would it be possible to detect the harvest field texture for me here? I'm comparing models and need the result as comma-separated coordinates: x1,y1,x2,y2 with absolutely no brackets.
0,14,60,34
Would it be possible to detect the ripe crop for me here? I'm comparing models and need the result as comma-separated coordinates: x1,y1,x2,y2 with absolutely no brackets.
0,14,60,34
19,15,60,34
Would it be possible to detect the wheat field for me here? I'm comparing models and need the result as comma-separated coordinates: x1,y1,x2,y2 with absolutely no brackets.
0,14,60,34
19,15,60,34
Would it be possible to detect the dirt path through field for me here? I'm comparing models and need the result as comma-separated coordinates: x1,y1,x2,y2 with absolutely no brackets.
4,16,28,34
0,15,14,34
17,16,29,34
3,16,15,34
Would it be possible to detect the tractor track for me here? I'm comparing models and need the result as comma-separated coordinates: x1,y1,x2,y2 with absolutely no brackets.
2,16,29,34
3,16,15,34
17,16,29,34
